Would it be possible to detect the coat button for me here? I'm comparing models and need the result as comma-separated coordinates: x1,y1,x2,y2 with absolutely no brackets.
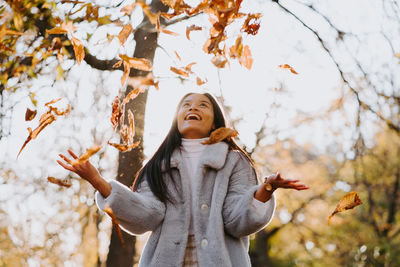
201,239,208,248
200,204,208,211
202,168,207,175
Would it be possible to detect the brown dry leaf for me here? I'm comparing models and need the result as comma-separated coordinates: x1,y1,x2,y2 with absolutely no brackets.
120,3,136,15
121,60,130,85
240,45,253,70
111,96,122,131
71,145,102,165
196,76,207,85
45,98,62,106
278,64,298,74
47,176,72,188
48,104,71,116
186,25,202,40
241,13,262,35
112,60,123,68
0,24,24,39
184,62,196,73
127,73,159,90
202,127,238,144
170,66,190,78
211,56,228,68
174,51,181,61
119,110,135,145
107,140,140,152
117,24,133,46
136,2,159,25
120,54,153,71
328,191,363,226
122,88,143,106
104,204,125,248
160,28,179,36
18,112,56,157
46,21,76,35
25,108,37,121
159,11,181,20
71,37,85,65
229,35,243,59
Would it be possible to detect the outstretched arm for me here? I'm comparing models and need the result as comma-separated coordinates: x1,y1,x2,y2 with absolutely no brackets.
57,149,111,197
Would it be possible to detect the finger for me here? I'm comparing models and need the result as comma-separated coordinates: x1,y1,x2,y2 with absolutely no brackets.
68,150,78,159
282,179,300,183
59,154,72,165
57,160,75,172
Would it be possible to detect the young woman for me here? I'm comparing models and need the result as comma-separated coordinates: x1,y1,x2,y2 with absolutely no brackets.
57,92,308,267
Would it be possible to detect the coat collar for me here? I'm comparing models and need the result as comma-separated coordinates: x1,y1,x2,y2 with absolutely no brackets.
163,141,229,171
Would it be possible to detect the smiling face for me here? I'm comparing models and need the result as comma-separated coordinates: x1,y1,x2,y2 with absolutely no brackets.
177,93,215,139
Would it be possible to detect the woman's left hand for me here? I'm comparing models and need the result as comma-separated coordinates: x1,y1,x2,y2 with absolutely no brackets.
264,173,309,191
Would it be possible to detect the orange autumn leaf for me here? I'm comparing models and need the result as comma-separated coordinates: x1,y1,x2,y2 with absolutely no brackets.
117,24,133,46
112,60,122,68
71,145,102,165
0,24,24,39
184,62,196,73
111,96,122,131
136,2,159,25
121,60,130,85
47,176,72,188
170,66,190,78
174,51,181,61
45,98,62,106
107,140,140,152
119,110,135,144
120,3,137,15
71,36,85,65
25,108,37,121
240,45,253,70
328,191,363,226
278,64,299,74
202,127,238,144
186,25,202,40
127,74,159,90
104,204,125,247
211,56,228,68
241,13,262,35
46,21,76,35
196,76,207,85
160,28,179,36
120,54,153,71
229,35,243,59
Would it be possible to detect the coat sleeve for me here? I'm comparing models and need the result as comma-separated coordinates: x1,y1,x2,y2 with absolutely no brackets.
95,179,166,235
222,153,276,238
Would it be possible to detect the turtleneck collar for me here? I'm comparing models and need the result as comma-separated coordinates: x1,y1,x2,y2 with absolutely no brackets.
180,137,209,155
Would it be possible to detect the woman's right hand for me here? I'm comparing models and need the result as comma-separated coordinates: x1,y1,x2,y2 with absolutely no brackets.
57,149,111,197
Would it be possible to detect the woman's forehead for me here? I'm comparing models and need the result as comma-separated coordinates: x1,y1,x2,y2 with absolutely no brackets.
182,93,211,103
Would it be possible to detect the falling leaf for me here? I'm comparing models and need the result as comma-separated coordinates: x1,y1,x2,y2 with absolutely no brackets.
71,145,102,165
328,191,363,226
46,21,76,35
278,64,298,74
186,25,202,40
122,88,145,106
240,45,253,70
174,51,181,61
160,28,179,36
241,13,262,35
0,24,24,39
45,98,62,106
136,2,159,24
211,56,228,68
202,127,238,145
120,3,137,15
71,37,85,65
47,176,72,188
112,60,123,68
120,54,153,71
104,204,125,247
127,73,159,90
25,108,37,121
184,62,196,73
107,140,140,152
111,96,122,131
117,24,133,46
170,66,190,78
196,76,207,85
121,60,130,85
229,35,243,59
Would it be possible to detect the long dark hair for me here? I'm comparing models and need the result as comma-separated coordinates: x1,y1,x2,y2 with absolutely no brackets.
132,92,253,203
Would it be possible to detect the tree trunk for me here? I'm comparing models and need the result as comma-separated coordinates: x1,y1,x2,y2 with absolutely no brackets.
105,1,169,266
249,230,274,267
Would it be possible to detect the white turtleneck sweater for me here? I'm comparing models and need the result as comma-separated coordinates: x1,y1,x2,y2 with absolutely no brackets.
180,138,270,235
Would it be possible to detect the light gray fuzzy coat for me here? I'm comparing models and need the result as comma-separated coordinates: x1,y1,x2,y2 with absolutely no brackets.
96,141,276,267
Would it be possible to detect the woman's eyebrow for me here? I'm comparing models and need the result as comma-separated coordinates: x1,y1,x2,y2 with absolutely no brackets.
200,100,211,105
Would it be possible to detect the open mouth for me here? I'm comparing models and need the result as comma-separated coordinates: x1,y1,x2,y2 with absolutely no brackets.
185,113,201,121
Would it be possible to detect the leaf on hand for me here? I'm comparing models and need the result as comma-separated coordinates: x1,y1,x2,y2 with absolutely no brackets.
211,56,228,68
186,25,202,40
71,145,102,165
328,191,363,226
107,140,140,152
111,96,122,131
202,127,238,144
71,37,85,65
120,54,153,71
196,76,207,85
241,13,262,35
170,66,190,78
278,64,298,74
104,204,125,248
25,108,37,121
117,24,133,46
47,176,72,188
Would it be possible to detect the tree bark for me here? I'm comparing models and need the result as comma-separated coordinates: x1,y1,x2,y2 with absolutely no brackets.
105,1,169,266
